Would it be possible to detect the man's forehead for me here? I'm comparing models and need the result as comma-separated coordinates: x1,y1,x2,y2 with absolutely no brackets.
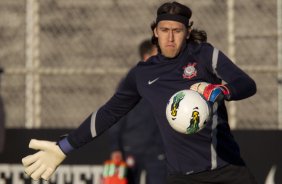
157,20,185,28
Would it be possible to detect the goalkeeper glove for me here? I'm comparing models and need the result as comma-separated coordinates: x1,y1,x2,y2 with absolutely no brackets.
22,139,66,180
190,82,230,103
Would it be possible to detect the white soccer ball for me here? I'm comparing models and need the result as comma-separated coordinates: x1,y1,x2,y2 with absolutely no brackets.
166,90,210,134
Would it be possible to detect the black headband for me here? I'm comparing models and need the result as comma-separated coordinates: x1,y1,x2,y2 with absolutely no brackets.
156,14,189,27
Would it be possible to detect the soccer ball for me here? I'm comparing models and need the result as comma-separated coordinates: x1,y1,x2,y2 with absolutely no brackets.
166,90,210,134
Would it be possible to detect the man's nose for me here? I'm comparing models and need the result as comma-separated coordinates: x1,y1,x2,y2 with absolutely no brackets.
169,30,174,42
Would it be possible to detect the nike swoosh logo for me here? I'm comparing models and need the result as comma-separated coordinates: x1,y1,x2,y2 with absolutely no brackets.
148,77,159,85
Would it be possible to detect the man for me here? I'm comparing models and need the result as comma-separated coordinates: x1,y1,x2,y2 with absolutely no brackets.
109,39,166,184
22,2,257,183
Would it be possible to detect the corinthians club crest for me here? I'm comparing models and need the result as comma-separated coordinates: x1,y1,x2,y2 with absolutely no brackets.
183,63,197,79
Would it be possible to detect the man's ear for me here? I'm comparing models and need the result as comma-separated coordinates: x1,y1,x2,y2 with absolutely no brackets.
186,28,192,39
154,28,158,38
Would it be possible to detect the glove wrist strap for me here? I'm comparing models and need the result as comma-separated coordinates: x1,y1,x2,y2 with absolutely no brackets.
57,137,74,155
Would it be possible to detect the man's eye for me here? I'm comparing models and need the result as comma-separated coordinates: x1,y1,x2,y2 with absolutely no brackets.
174,29,183,33
161,29,169,32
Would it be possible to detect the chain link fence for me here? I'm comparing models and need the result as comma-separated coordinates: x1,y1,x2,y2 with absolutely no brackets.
0,0,280,129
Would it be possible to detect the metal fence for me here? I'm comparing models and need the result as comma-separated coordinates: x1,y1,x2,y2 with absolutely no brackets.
0,0,281,129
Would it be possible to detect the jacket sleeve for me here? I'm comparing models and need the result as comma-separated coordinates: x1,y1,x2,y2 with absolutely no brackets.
58,66,141,154
208,45,257,101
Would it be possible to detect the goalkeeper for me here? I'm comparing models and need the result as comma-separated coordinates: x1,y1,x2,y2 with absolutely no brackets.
22,1,258,184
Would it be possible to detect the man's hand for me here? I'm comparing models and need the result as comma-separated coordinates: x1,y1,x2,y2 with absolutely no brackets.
22,139,66,181
190,82,230,103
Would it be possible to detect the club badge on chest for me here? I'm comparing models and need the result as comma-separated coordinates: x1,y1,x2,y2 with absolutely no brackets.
183,63,197,79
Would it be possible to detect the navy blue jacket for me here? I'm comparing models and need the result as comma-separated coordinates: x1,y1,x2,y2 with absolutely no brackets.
108,98,164,156
61,42,256,175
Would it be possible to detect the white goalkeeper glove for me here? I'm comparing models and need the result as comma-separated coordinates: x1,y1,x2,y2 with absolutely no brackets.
22,139,66,180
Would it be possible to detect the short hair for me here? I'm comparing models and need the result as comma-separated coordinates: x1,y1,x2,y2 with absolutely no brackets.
139,39,155,59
